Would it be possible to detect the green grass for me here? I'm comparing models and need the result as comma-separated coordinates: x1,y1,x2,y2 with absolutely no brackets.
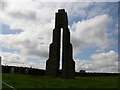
2,73,119,88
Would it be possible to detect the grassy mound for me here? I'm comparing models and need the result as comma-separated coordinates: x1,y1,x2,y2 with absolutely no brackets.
2,73,119,88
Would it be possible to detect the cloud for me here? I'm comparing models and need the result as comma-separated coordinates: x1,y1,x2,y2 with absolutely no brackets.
1,52,26,64
1,52,46,69
75,50,118,72
0,2,96,58
1,14,113,58
85,2,110,19
0,32,50,58
24,61,46,69
1,50,118,72
0,2,118,73
90,50,118,60
1,0,119,2
71,14,113,55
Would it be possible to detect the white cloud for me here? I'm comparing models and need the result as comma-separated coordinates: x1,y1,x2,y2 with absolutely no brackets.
0,2,96,58
71,14,113,55
90,50,118,60
1,52,46,69
0,33,50,58
24,61,46,69
1,50,118,72
1,0,119,2
0,2,117,73
1,52,26,64
75,50,118,72
95,49,104,53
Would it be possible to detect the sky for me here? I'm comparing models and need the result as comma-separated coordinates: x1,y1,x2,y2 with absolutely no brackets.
0,0,119,73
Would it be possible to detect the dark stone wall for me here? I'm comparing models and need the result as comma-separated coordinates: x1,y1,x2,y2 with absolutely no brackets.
2,65,120,76
28,68,45,75
2,65,45,76
75,72,120,76
0,57,1,74
14,67,25,74
2,66,11,73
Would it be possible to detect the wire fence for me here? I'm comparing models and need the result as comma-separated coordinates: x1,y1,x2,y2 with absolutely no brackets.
2,81,16,90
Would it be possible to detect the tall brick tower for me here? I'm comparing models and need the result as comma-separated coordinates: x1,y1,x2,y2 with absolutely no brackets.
46,9,75,78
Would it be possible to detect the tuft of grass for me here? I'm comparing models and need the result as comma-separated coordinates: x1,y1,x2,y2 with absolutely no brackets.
2,73,119,88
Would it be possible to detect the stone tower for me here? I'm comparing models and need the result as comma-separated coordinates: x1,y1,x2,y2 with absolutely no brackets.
46,9,75,78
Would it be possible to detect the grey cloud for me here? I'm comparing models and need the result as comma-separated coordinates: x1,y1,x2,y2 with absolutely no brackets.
22,46,49,58
0,2,118,72
0,2,9,10
75,51,118,72
8,11,37,21
71,14,113,56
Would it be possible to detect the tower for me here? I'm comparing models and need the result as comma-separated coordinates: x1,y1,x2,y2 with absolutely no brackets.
46,9,75,78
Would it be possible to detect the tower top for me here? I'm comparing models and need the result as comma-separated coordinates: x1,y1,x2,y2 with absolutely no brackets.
55,9,68,28
58,9,65,13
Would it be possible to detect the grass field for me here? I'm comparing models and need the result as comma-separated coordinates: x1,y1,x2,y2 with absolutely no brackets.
2,73,119,88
